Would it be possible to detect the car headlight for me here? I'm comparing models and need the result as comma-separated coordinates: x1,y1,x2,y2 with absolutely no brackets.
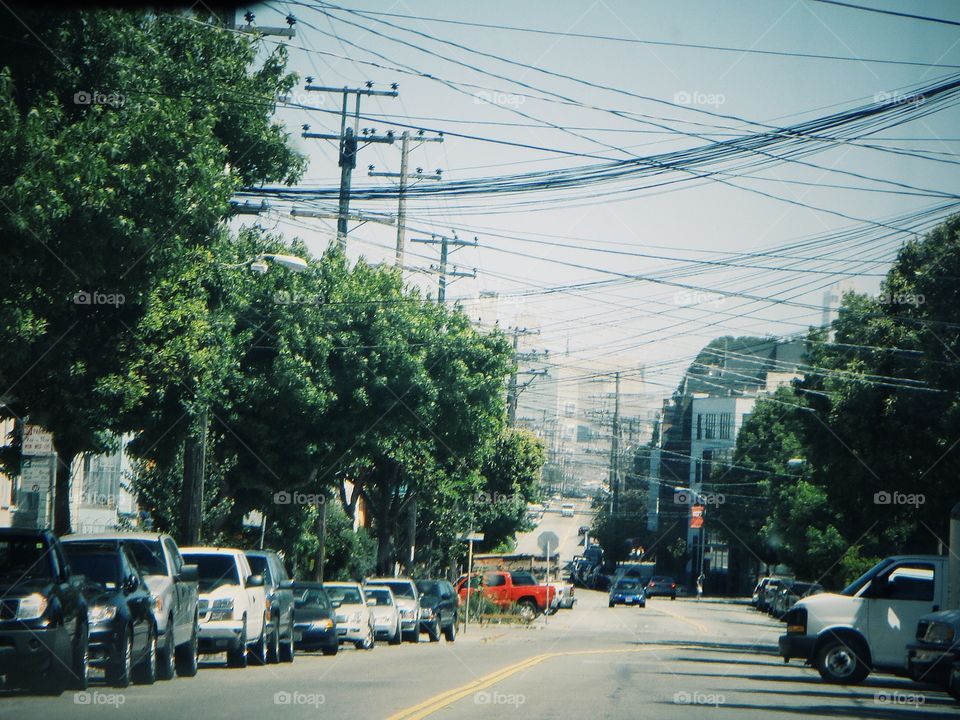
15,593,48,621
420,607,434,619
312,619,334,630
925,622,956,645
89,605,118,624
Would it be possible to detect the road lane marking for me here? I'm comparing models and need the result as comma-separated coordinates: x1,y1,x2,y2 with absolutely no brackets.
646,604,708,633
386,645,698,720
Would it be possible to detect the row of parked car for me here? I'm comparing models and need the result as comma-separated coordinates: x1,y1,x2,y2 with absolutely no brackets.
751,576,824,618
753,554,960,705
0,527,464,695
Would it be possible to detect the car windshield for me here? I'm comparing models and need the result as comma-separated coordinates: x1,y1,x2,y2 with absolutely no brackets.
294,588,329,609
371,581,415,599
0,537,53,579
365,588,393,606
182,554,240,591
416,580,441,596
616,581,639,591
123,539,166,576
326,585,362,605
63,550,121,589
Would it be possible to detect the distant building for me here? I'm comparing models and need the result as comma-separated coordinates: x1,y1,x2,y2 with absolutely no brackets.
648,336,805,589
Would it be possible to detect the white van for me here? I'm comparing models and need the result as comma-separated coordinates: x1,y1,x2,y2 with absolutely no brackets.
561,503,575,518
779,554,947,683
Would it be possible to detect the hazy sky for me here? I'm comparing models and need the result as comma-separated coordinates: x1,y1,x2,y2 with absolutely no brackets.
239,0,960,400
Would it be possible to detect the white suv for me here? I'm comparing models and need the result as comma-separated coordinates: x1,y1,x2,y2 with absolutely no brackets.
181,548,268,668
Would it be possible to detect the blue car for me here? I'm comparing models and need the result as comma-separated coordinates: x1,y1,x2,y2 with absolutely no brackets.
609,580,646,607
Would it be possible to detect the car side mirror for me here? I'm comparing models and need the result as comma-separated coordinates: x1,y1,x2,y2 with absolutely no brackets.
178,565,199,583
123,574,140,594
332,600,342,608
279,579,294,590
247,574,265,588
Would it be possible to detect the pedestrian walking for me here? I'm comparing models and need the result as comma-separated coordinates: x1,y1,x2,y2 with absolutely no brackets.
696,572,705,601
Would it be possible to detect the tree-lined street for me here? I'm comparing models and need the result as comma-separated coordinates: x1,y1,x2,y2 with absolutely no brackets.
2,592,954,719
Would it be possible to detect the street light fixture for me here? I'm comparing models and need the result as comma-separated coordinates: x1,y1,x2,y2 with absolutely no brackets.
229,253,309,274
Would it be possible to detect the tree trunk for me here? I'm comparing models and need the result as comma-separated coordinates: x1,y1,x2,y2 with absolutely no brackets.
313,501,327,581
53,446,76,536
180,409,208,545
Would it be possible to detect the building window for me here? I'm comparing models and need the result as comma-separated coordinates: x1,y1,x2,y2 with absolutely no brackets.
704,414,718,440
82,452,121,507
719,413,733,440
696,414,703,440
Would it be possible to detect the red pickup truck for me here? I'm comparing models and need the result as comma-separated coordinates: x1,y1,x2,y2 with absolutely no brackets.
455,570,556,621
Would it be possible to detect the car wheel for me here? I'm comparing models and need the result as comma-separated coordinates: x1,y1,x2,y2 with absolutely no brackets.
226,617,248,668
403,627,420,643
279,618,295,663
670,595,676,601
266,619,280,664
426,621,441,643
517,601,538,623
174,618,199,677
65,618,89,691
107,628,134,688
250,615,268,665
608,601,615,608
321,642,338,656
815,635,870,684
443,620,456,643
134,624,158,685
157,622,176,681
389,620,402,646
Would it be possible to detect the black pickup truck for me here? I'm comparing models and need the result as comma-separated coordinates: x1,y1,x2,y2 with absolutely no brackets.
0,528,89,694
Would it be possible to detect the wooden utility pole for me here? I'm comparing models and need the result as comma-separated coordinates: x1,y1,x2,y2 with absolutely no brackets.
368,131,443,267
410,234,476,303
302,82,399,251
609,371,621,517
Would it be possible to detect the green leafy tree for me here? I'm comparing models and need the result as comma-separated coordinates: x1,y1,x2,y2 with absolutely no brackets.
0,9,303,534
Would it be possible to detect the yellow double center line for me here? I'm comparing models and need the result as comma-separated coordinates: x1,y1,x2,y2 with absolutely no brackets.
386,645,697,720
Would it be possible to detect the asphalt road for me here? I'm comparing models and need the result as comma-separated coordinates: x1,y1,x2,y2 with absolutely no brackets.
513,498,593,564
3,589,957,719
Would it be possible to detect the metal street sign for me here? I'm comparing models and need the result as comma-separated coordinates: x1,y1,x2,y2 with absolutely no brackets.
537,531,559,556
22,425,53,455
690,505,705,529
460,532,485,543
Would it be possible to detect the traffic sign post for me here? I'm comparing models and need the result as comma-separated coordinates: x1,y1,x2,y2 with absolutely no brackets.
460,531,484,634
537,531,559,622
